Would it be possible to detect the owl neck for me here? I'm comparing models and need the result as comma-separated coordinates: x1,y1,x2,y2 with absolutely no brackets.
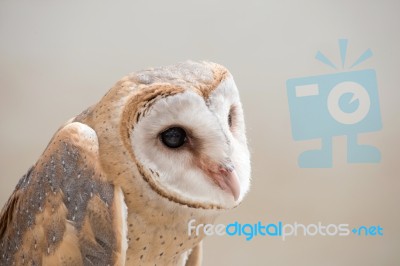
123,188,219,265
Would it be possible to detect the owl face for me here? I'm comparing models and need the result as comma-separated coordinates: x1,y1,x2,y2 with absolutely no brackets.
129,73,250,209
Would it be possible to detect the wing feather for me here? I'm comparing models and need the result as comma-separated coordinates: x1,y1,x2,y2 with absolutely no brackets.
0,122,125,266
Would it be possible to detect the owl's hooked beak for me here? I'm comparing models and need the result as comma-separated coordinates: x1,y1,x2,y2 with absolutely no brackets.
197,158,241,201
215,164,240,201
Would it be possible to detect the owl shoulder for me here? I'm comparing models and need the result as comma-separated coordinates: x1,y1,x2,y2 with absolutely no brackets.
0,122,126,265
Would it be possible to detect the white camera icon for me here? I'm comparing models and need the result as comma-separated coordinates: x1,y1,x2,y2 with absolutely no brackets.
287,69,382,167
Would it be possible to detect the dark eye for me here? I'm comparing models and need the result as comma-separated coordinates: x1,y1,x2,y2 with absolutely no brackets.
228,106,235,129
160,127,187,148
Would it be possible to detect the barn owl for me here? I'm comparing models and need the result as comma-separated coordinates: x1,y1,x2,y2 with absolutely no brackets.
0,61,251,265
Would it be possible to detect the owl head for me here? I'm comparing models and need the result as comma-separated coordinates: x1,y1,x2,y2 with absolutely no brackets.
79,61,250,211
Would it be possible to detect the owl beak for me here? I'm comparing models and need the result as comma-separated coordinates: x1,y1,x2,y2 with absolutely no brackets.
215,165,241,201
197,157,241,201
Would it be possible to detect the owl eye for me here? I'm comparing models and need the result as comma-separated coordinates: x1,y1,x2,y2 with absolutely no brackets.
228,112,233,128
160,127,187,148
228,105,235,129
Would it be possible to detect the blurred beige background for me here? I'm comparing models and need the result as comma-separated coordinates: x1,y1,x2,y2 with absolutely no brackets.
1,1,399,265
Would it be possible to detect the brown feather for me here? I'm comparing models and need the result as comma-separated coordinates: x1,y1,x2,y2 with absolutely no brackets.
185,242,203,266
0,122,123,265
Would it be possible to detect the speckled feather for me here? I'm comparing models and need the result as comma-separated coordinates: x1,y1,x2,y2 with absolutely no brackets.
0,123,124,265
0,61,250,266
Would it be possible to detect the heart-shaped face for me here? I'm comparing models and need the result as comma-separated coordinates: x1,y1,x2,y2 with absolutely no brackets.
125,61,251,209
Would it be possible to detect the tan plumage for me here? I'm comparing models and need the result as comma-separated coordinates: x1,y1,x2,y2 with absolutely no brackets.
0,61,251,265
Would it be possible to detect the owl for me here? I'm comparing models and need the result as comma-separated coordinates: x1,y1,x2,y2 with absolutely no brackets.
0,61,251,265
